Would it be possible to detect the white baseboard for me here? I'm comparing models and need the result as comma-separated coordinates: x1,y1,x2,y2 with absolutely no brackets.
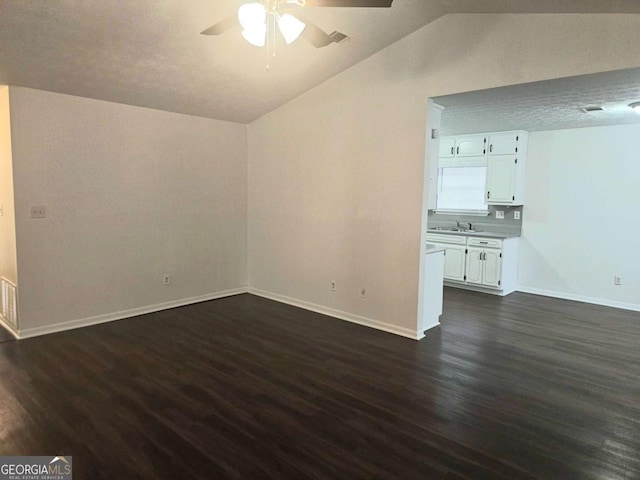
516,286,640,313
444,282,508,296
0,314,19,339
248,287,422,340
17,287,248,340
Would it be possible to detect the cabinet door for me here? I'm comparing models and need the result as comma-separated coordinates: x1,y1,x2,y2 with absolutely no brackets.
444,245,466,282
439,138,455,158
482,249,502,288
455,136,487,157
489,133,519,155
465,248,484,285
486,155,518,204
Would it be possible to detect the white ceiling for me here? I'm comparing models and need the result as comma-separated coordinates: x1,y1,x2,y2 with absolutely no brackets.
435,67,640,135
2,1,640,123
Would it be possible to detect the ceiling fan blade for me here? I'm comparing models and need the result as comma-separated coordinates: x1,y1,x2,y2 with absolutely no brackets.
302,0,393,7
298,18,335,48
201,14,237,36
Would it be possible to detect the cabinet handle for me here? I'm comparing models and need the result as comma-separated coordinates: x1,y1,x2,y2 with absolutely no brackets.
487,191,490,199
456,146,459,155
490,144,493,153
480,241,488,244
479,252,483,260
451,146,454,155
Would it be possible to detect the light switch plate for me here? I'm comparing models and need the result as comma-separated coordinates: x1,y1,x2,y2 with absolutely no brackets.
496,210,505,219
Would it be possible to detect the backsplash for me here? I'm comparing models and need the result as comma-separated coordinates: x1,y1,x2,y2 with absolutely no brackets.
427,206,523,236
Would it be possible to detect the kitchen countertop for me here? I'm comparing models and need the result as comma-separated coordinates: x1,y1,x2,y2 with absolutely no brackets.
425,243,446,254
427,229,520,239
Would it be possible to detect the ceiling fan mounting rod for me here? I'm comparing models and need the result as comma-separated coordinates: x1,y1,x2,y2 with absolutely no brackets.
265,0,304,14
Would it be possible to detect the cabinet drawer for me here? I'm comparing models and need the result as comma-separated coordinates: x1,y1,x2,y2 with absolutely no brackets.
467,237,502,248
426,233,467,245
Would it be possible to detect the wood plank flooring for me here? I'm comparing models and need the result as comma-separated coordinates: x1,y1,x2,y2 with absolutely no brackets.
0,323,15,344
1,289,639,479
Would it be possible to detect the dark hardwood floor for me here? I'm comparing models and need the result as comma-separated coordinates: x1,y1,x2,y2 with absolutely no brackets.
0,323,15,344
1,289,639,479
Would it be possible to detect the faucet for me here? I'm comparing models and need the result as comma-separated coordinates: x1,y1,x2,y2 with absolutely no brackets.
454,220,468,231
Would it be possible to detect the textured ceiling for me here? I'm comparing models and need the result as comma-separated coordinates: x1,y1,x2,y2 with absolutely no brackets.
435,67,640,135
2,1,640,123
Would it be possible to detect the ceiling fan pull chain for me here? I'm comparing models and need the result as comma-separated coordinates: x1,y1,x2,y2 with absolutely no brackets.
266,4,272,70
266,39,270,71
273,11,277,58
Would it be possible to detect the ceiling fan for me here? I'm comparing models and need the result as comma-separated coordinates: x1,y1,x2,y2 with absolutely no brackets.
201,0,394,50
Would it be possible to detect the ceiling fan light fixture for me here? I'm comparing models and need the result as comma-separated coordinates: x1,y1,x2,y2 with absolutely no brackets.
238,2,266,31
278,14,306,44
241,24,267,47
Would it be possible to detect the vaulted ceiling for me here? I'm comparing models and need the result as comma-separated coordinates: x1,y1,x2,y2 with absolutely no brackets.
2,1,640,123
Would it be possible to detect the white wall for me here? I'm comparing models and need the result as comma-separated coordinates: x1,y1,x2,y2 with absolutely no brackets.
248,14,640,336
519,124,640,311
9,87,248,333
0,86,18,286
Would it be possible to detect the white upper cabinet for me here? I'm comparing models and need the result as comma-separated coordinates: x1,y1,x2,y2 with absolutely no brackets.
439,138,456,158
455,136,487,157
486,131,528,205
486,155,519,204
488,132,522,155
436,130,528,206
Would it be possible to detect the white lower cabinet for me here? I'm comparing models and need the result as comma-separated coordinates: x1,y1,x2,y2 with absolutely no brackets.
426,233,518,295
425,234,466,282
465,247,484,285
465,246,501,288
443,245,466,282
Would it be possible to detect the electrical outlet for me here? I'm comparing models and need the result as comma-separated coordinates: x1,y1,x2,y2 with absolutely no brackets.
30,205,46,219
496,210,505,219
163,274,171,286
514,211,521,220
331,280,336,292
359,288,367,298
614,276,622,286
